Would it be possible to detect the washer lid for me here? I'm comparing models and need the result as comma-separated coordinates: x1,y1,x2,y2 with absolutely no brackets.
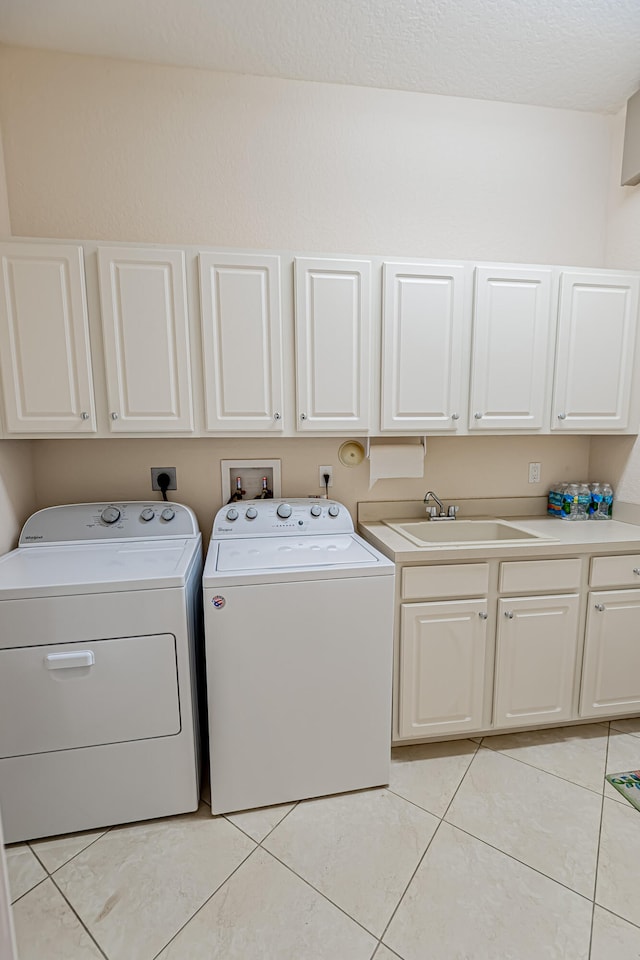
215,534,382,572
0,538,201,600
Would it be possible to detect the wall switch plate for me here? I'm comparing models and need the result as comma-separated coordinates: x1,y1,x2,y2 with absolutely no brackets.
319,465,334,488
528,462,541,484
151,467,177,491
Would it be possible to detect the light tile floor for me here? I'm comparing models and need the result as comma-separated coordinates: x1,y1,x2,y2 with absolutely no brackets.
6,721,640,960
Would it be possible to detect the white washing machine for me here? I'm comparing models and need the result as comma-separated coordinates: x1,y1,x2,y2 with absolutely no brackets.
203,498,395,815
0,502,202,843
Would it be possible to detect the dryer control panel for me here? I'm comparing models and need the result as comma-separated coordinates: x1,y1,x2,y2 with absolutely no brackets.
19,502,199,544
212,499,353,539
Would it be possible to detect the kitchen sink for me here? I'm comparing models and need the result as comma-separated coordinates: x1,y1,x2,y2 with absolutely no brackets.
384,519,550,545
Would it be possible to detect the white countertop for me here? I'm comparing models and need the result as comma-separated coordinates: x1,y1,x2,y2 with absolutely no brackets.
357,515,640,563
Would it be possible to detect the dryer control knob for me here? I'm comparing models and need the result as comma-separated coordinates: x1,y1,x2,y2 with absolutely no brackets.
161,507,175,522
245,506,258,520
140,507,155,522
101,506,121,525
226,508,239,521
310,504,322,517
276,503,292,519
328,504,340,517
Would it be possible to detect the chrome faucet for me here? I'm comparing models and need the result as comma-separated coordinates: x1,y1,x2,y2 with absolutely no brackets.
423,491,458,520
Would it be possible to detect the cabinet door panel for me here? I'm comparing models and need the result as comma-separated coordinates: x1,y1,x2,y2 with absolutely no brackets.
494,594,579,728
399,599,487,738
381,263,466,431
580,590,640,717
470,266,553,430
0,242,95,433
295,257,371,431
200,253,283,431
98,247,193,432
553,272,639,431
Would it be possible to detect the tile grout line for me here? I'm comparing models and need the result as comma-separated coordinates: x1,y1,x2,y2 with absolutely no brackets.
28,827,112,877
479,739,608,798
148,842,261,960
376,738,483,946
48,872,110,960
8,873,49,909
259,844,383,943
588,722,612,960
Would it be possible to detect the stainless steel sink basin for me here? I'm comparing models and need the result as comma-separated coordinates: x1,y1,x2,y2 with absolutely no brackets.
384,519,548,546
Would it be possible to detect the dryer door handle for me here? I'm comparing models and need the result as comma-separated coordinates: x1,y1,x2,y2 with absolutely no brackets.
45,651,95,670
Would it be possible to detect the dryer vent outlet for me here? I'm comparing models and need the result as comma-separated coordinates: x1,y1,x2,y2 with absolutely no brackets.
151,467,177,492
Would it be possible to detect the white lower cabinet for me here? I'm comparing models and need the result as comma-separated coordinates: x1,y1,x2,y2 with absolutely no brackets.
398,599,488,738
493,594,580,728
580,589,640,718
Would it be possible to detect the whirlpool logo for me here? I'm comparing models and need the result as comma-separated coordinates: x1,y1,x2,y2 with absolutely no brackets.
211,595,226,609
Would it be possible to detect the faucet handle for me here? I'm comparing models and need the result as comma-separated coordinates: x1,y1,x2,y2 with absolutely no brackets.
428,505,438,518
447,505,459,518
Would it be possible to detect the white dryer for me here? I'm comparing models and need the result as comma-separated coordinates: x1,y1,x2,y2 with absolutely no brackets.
0,502,202,843
203,498,395,815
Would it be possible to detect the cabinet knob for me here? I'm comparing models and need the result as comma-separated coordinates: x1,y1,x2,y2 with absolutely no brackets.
451,413,460,420
273,412,281,421
478,611,488,620
557,413,567,420
111,412,119,421
300,413,307,421
80,411,90,420
633,568,640,576
504,610,514,619
474,412,483,420
595,603,605,612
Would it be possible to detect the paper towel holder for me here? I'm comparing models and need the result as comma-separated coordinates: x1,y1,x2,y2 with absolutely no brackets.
365,437,426,458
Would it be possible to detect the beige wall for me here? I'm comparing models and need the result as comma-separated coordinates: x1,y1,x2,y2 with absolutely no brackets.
0,46,625,525
32,436,590,537
0,45,612,264
0,123,10,237
0,441,35,552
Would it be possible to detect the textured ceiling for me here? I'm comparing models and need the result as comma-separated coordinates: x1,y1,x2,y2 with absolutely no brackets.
0,0,639,113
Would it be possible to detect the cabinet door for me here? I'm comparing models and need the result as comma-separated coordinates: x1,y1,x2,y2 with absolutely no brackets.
0,242,96,433
199,253,283,431
398,599,488,738
381,263,466,431
294,257,371,431
552,272,640,431
98,247,193,432
494,594,579,728
580,589,640,717
469,266,553,430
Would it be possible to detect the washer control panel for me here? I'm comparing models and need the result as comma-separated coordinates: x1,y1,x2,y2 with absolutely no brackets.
19,502,199,544
214,499,353,538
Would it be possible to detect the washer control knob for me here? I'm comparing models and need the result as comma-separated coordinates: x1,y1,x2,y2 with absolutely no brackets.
328,504,340,518
226,508,239,521
276,503,292,519
161,507,175,522
245,506,258,520
140,507,155,522
101,506,121,525
310,504,322,517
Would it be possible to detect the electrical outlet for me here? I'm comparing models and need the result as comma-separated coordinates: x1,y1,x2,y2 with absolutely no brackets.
318,465,334,488
528,462,541,484
151,467,177,491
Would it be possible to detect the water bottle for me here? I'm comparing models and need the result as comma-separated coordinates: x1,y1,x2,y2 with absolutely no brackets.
577,483,590,520
601,483,614,519
565,483,580,520
590,482,603,519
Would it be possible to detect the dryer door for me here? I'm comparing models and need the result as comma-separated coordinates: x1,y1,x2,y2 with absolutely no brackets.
0,634,180,758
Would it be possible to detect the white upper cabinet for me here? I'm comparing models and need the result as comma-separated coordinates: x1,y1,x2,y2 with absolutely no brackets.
294,257,371,432
469,266,554,431
199,253,283,432
98,247,193,433
0,242,96,434
552,271,640,432
381,263,467,431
